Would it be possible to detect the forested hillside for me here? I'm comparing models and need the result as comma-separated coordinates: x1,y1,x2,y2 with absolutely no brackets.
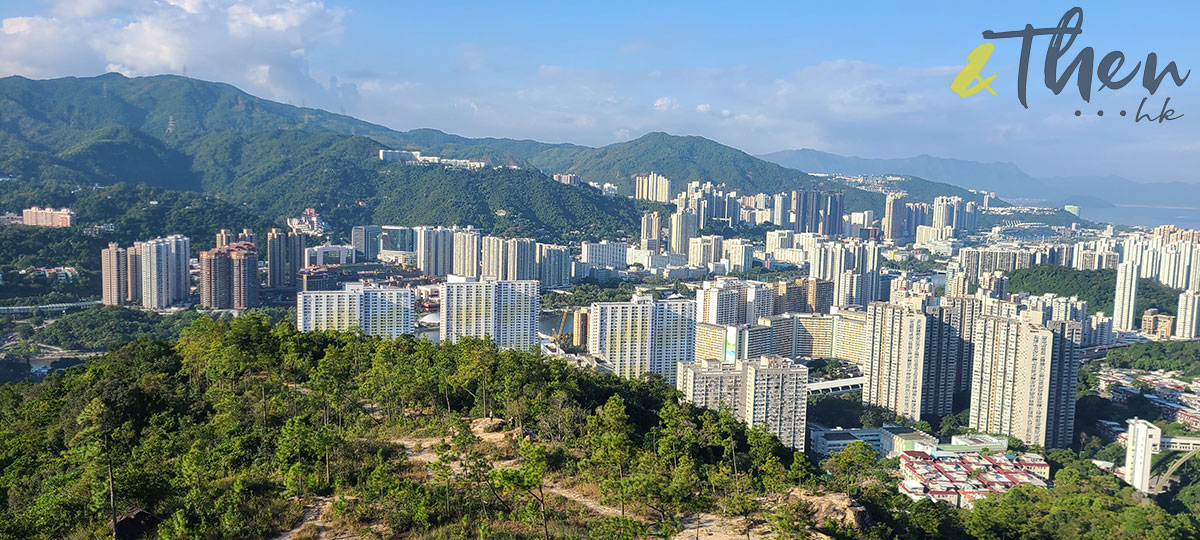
0,74,929,222
0,315,1195,539
1007,265,1181,316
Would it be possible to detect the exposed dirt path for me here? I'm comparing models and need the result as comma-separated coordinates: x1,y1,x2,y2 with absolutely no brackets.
270,497,332,540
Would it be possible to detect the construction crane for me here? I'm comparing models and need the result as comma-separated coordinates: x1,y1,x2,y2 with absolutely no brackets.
552,309,570,345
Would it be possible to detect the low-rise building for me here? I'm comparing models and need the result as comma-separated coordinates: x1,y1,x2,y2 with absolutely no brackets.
897,451,1050,509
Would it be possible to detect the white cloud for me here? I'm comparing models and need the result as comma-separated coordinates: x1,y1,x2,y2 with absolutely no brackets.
696,103,711,113
652,96,677,111
0,0,350,109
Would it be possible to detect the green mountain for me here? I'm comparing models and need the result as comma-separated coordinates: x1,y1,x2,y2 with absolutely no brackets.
0,74,643,241
0,73,998,236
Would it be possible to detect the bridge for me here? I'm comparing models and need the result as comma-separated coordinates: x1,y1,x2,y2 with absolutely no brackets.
807,376,865,396
0,300,101,315
1123,418,1200,494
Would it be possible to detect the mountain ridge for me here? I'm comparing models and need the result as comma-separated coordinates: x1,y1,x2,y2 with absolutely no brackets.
0,73,1003,230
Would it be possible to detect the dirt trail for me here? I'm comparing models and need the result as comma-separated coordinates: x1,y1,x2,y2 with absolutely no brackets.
270,497,332,540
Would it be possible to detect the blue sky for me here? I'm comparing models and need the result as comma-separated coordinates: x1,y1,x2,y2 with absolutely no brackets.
1,1,1197,182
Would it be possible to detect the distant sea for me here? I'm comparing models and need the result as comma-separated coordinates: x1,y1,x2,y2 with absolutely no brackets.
1079,204,1200,229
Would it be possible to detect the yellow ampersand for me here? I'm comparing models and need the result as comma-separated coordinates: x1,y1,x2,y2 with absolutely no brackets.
951,43,998,97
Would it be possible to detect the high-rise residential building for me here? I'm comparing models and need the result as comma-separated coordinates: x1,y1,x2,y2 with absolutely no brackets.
414,226,459,277
678,359,745,416
581,240,629,270
695,278,776,325
723,239,754,272
938,295,984,394
266,228,304,290
297,282,415,337
140,235,191,309
199,242,258,310
229,247,258,310
1114,261,1140,331
668,210,699,255
440,276,539,350
634,172,671,203
352,225,383,261
969,316,1080,448
803,277,834,314
819,191,844,237
101,243,127,306
536,243,571,288
678,356,808,450
956,246,1040,283
760,312,835,359
831,308,872,365
1177,290,1200,339
588,294,695,382
640,211,662,252
1086,311,1115,347
862,300,953,422
883,193,907,243
452,229,482,278
215,229,234,249
932,196,966,231
771,192,791,227
694,322,772,364
21,206,76,227
791,189,822,234
765,230,794,256
905,202,931,238
199,248,230,309
1124,419,1158,493
571,307,589,348
742,356,809,450
125,242,143,305
481,236,537,280
688,235,723,267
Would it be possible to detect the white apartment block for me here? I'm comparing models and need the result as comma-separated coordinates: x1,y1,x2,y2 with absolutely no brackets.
588,294,695,382
1177,290,1200,339
441,276,540,350
1113,260,1139,332
297,282,416,337
581,240,629,270
140,235,190,309
743,356,809,450
678,355,808,451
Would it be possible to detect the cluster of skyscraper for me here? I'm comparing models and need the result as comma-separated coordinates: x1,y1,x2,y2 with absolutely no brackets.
101,235,191,309
861,291,1082,449
954,228,1200,340
882,194,978,245
349,225,571,288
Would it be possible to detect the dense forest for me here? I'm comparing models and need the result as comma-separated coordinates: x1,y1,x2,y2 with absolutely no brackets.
1007,265,1181,316
30,306,203,350
0,315,1197,539
1102,341,1200,379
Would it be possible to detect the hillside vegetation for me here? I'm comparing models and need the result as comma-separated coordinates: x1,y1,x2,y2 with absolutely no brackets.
0,315,1197,539
0,74,918,222
1007,265,1181,316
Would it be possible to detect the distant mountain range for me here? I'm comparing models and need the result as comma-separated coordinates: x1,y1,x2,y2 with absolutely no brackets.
759,148,1200,209
0,73,1002,236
